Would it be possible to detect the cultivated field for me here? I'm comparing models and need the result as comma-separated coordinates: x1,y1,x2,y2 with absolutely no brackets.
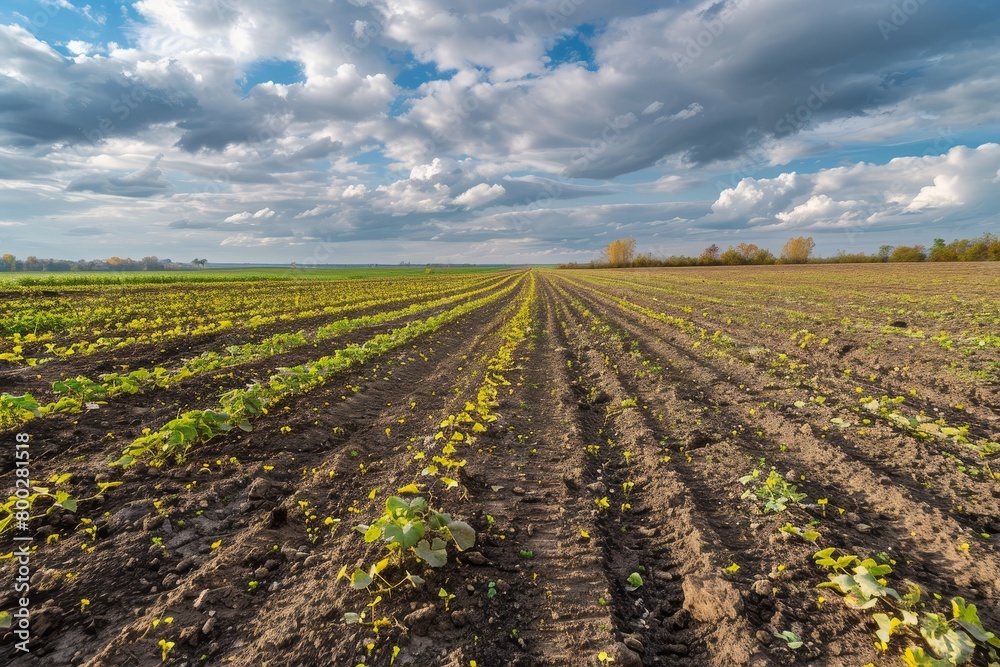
1,264,998,667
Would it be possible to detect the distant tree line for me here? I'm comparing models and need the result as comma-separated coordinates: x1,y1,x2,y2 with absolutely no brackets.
560,234,1000,269
0,255,198,272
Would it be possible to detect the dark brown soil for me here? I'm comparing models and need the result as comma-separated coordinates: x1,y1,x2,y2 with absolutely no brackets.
1,266,997,667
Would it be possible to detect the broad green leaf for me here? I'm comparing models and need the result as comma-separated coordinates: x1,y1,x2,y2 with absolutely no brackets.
853,566,899,600
446,520,476,551
384,520,424,549
414,538,447,568
874,613,901,646
955,617,995,644
408,497,428,513
54,490,77,513
950,597,999,645
835,555,858,570
825,573,859,595
920,613,975,664
386,496,409,517
350,568,372,590
775,630,803,649
902,646,951,667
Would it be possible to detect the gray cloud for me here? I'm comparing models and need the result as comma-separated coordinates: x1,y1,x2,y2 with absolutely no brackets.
67,154,174,197
64,226,110,236
0,1,998,263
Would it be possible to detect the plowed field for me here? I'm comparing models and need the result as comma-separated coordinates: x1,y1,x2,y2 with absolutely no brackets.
2,265,998,667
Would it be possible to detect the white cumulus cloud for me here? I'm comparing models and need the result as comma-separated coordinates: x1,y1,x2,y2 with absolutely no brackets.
453,183,506,209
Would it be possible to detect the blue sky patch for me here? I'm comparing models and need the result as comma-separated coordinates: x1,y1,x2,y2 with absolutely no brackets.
545,24,598,71
3,0,134,54
241,59,305,94
391,51,457,90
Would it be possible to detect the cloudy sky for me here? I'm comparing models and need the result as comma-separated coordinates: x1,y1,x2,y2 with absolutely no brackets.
1,0,999,265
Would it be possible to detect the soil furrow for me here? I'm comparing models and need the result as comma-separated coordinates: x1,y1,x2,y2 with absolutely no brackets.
552,273,1000,664
558,275,1000,538
573,273,1000,429
4,277,530,667
0,274,512,397
454,278,618,666
544,275,770,666
0,278,520,472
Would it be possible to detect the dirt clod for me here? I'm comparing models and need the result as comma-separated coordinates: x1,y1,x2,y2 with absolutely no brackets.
623,634,644,653
193,589,211,610
460,551,489,566
451,609,474,628
664,643,690,656
403,606,437,636
682,575,744,623
610,642,643,667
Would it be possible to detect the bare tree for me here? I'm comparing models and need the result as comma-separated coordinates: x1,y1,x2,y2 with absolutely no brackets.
698,244,720,265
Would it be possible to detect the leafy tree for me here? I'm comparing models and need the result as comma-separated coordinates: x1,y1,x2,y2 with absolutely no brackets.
751,248,777,265
954,232,1000,261
719,247,743,265
928,239,957,262
732,243,776,265
736,242,760,262
889,245,927,262
602,239,637,268
632,252,659,267
877,245,893,262
140,256,163,270
1,253,14,272
780,236,815,264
